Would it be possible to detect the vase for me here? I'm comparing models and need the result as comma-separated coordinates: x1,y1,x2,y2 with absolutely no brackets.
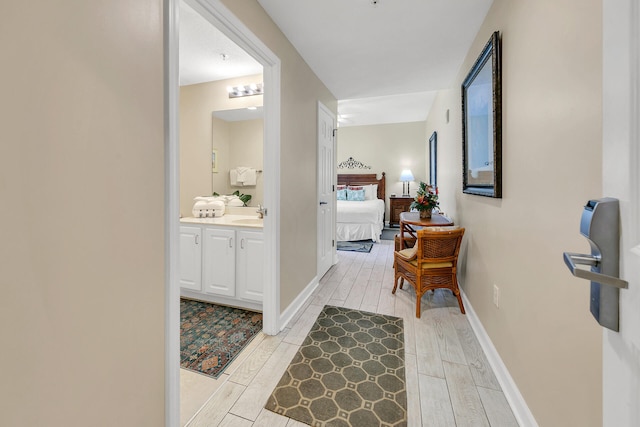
420,209,432,219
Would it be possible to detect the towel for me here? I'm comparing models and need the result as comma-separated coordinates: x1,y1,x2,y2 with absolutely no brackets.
236,167,257,186
194,196,218,202
192,200,225,217
230,169,240,186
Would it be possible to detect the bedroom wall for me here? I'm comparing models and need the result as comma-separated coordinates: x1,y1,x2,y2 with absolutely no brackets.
0,1,165,426
219,0,337,311
424,0,603,425
180,74,263,216
337,122,427,222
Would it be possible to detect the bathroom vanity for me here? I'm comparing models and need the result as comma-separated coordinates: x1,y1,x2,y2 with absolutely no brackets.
179,215,263,311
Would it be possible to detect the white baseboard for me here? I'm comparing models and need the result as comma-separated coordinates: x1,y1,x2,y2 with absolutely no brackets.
278,275,320,331
180,289,263,312
460,290,539,427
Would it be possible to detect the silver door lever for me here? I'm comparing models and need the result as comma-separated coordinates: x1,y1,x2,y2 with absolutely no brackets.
563,252,628,289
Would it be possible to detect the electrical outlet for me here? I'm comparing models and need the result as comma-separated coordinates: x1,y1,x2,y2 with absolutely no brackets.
493,284,500,308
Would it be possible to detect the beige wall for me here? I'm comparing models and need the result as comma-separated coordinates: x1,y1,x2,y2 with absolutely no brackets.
180,74,263,216
425,0,603,425
0,1,165,426
337,122,427,221
220,0,337,310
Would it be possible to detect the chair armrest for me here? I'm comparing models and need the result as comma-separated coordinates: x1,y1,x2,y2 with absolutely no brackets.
395,246,417,261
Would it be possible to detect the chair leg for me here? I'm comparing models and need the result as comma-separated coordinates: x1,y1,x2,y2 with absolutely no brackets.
452,274,465,314
392,275,399,294
454,289,465,314
399,277,404,289
415,290,422,318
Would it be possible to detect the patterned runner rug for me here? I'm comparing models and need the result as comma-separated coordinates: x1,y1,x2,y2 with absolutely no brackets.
265,306,407,427
180,298,262,378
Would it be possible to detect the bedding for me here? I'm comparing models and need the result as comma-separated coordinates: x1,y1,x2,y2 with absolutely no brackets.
336,199,385,242
336,172,386,243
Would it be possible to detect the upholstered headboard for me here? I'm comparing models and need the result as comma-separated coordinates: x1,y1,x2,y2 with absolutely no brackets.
337,172,386,202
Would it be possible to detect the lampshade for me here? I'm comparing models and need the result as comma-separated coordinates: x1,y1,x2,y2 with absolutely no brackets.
400,169,414,182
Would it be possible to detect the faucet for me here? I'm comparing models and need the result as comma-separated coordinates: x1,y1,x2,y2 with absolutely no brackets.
256,204,266,219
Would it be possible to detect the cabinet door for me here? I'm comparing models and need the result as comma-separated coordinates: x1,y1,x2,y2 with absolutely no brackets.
236,230,264,302
202,228,236,297
180,226,202,291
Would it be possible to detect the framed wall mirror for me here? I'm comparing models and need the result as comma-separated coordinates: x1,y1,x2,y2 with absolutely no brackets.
462,31,502,198
429,131,437,188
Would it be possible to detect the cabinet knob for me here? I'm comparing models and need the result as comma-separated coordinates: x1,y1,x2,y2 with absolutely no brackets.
241,238,245,249
228,237,233,248
195,235,199,245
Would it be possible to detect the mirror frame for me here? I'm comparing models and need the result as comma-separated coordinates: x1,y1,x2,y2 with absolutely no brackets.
461,31,502,198
429,131,437,188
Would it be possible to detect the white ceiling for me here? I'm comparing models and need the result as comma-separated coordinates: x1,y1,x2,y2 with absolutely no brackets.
257,0,493,126
179,1,262,86
180,0,494,127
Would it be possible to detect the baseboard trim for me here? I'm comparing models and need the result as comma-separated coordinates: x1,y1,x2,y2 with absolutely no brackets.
460,290,538,427
180,289,263,313
278,275,320,331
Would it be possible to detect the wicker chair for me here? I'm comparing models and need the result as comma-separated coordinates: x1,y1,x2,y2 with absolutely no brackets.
392,227,465,318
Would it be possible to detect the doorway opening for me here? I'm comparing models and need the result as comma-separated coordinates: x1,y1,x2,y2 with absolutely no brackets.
165,0,281,425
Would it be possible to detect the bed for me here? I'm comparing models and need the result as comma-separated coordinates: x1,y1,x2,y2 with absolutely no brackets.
336,172,386,242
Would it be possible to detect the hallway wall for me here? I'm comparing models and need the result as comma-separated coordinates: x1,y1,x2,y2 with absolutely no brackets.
220,0,337,311
0,1,165,426
425,0,604,425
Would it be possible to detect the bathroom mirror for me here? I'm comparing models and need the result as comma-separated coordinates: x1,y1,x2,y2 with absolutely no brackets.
211,107,264,206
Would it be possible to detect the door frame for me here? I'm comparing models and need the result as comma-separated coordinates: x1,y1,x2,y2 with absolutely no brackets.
317,101,337,278
164,0,281,425
602,0,640,425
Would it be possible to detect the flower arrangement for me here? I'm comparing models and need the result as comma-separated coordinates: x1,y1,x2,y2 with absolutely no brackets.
410,181,439,217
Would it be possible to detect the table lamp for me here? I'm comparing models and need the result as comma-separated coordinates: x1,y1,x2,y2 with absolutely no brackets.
400,169,414,196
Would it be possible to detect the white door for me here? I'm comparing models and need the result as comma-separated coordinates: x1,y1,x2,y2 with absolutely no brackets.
202,227,236,297
317,102,336,279
179,226,202,291
602,1,640,425
237,230,264,302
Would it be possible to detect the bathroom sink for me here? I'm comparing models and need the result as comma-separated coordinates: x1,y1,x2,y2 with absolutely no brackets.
232,218,263,225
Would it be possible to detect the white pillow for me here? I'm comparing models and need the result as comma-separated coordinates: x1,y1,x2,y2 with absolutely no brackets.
363,184,379,200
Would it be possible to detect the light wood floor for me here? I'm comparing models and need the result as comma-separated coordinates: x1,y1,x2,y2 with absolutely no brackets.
181,240,518,427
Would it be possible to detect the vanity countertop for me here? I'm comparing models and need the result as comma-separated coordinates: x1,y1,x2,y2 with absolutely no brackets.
180,215,263,229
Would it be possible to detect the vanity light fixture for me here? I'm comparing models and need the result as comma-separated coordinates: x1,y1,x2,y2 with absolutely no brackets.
228,83,263,98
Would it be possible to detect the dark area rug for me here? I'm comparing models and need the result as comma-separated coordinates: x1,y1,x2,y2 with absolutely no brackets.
336,240,374,253
180,298,262,378
380,228,398,241
265,305,407,427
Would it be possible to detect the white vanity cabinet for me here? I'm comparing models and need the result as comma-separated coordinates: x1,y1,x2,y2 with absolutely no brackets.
179,226,202,291
179,220,263,310
236,230,264,302
202,228,236,297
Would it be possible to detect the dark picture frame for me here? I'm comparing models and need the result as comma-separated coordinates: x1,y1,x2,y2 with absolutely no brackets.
462,31,502,198
429,131,437,188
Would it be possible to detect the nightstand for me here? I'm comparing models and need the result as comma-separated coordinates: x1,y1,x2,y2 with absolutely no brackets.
389,196,413,227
